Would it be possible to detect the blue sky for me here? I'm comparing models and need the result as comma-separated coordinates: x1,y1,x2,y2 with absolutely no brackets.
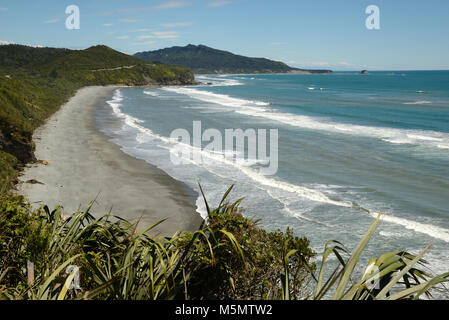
1,0,448,70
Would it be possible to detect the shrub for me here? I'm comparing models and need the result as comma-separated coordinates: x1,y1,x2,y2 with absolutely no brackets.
178,186,315,299
0,186,448,300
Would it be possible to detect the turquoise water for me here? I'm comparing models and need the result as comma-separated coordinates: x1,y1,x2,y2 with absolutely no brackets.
97,71,449,277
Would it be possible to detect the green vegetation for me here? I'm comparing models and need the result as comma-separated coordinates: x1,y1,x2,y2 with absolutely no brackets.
0,186,316,300
177,186,315,299
0,44,194,191
310,213,449,300
134,44,332,74
0,186,447,300
0,44,447,301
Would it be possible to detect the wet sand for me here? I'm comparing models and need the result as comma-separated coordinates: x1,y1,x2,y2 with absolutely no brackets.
18,86,203,236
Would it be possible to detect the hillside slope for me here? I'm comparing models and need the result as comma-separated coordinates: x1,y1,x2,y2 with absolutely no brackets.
0,44,195,191
134,44,332,74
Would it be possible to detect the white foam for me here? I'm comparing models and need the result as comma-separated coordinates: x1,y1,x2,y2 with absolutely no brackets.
107,90,156,142
143,90,159,97
382,138,412,145
403,100,432,105
162,87,449,151
237,109,449,150
368,211,449,243
163,87,270,108
107,90,210,220
406,134,443,142
195,196,209,220
195,75,243,87
108,89,352,209
107,89,449,244
379,231,401,238
283,205,327,226
166,139,352,208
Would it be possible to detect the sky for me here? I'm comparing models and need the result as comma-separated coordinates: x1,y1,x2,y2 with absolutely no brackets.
1,0,449,70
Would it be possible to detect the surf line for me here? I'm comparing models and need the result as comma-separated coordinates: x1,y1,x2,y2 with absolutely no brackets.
169,120,279,176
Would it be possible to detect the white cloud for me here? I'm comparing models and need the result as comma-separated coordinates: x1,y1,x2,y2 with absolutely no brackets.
152,31,179,39
153,1,189,10
102,23,114,27
132,40,157,46
119,18,139,23
0,7,8,11
137,35,155,40
208,1,231,7
99,1,189,16
44,18,60,24
131,28,151,32
161,21,194,28
138,31,179,40
116,35,130,40
0,41,43,48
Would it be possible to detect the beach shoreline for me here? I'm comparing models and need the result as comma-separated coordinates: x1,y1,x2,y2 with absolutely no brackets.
17,86,203,236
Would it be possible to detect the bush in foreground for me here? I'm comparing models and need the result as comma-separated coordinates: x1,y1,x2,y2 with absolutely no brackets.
0,186,448,300
0,186,315,300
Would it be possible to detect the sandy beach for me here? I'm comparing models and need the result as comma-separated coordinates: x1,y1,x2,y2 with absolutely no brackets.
17,86,203,236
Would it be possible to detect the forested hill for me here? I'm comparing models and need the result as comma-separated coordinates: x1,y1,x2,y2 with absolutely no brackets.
0,44,195,191
134,44,332,74
0,45,194,82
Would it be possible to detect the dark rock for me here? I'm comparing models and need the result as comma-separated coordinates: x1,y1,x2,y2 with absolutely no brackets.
25,179,44,185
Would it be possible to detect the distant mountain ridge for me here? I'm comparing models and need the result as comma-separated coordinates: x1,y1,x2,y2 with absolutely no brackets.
134,44,332,74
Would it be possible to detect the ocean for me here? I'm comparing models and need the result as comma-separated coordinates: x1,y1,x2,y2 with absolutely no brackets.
95,71,449,278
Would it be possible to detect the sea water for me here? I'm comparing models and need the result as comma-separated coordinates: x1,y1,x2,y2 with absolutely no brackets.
96,71,449,282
